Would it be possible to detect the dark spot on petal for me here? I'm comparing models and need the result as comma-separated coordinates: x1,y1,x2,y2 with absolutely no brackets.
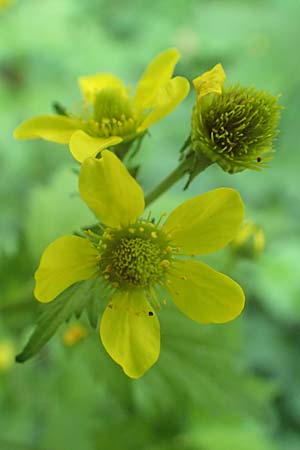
257,156,262,162
148,311,154,316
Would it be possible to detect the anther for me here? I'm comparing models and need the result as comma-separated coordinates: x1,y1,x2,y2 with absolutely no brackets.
161,260,170,268
151,231,158,239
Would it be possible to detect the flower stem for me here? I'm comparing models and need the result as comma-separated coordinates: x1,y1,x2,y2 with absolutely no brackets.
145,152,212,206
145,160,189,206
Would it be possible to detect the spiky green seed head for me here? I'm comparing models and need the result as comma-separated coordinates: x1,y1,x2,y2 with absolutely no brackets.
191,84,281,174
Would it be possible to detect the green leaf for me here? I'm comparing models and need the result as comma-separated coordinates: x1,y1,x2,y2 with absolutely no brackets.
188,421,278,450
16,279,100,363
134,307,276,423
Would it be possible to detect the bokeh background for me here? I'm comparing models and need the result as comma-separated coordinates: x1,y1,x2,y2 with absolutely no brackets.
1,0,300,449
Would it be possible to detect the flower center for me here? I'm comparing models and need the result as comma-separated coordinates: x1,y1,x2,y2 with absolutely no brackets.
92,87,140,141
98,221,172,289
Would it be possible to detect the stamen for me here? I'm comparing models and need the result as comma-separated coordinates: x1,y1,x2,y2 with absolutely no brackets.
98,219,173,289
161,260,170,268
156,212,167,227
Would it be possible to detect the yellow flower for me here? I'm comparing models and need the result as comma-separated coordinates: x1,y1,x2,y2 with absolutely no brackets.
14,49,190,162
63,323,88,347
0,0,12,11
0,340,15,373
34,151,245,378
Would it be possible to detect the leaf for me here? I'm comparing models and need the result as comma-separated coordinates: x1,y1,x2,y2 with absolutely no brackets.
134,306,276,423
188,421,278,450
16,279,99,363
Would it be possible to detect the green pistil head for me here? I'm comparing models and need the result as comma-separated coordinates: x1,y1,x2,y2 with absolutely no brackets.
92,87,140,141
98,221,172,289
191,85,281,173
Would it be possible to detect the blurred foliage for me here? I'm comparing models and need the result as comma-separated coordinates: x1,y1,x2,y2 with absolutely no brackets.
0,0,299,449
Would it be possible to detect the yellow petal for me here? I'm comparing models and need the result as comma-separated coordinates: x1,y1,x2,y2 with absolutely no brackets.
79,150,144,228
163,188,244,255
138,76,190,132
69,130,123,162
14,115,79,143
193,63,226,100
78,73,127,104
166,260,245,324
134,48,180,110
100,290,160,378
34,236,99,303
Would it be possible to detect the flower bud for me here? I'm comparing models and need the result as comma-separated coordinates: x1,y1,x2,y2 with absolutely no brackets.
63,324,88,347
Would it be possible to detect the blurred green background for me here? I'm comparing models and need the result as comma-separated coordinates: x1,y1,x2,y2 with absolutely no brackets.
0,0,299,449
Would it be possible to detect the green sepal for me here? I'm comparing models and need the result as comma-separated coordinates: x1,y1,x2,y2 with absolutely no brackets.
182,151,212,189
16,279,100,363
52,101,67,116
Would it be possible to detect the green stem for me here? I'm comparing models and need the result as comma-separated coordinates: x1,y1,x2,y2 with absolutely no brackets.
145,159,189,206
145,152,213,206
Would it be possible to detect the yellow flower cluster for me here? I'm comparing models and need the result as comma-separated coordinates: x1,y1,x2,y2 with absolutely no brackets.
13,49,266,378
